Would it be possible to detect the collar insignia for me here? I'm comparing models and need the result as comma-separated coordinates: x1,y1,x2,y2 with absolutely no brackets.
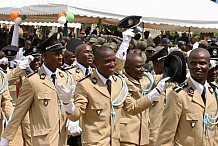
92,77,97,84
188,87,194,95
76,68,80,73
40,73,46,80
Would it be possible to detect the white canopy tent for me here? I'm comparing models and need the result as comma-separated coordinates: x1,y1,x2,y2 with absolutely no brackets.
0,0,218,32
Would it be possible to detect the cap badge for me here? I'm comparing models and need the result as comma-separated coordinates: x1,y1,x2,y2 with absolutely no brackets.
57,33,60,40
128,19,133,26
33,47,37,53
7,50,11,55
212,49,217,56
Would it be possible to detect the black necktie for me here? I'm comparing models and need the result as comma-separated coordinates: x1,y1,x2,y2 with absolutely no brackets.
51,74,56,85
106,79,112,95
201,86,206,104
85,68,89,75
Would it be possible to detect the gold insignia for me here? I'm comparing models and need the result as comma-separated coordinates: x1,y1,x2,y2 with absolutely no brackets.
112,76,117,82
209,87,214,93
76,68,80,73
212,49,217,56
96,110,101,115
57,33,61,40
59,72,64,78
40,73,46,79
128,19,133,26
191,121,196,128
92,77,97,84
44,100,48,106
188,87,194,95
7,50,11,55
33,47,37,53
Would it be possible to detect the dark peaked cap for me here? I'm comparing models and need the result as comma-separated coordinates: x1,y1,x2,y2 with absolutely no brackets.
2,45,19,61
23,46,41,57
207,46,218,60
163,51,186,84
117,16,142,28
38,33,64,54
66,38,84,53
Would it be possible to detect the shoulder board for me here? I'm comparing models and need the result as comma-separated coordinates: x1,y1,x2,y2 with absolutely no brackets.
26,70,38,78
61,65,75,71
78,73,91,82
114,72,124,78
173,82,188,93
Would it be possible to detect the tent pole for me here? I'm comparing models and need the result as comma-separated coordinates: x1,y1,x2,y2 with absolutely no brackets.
142,22,145,39
99,18,102,35
188,27,191,41
64,22,68,36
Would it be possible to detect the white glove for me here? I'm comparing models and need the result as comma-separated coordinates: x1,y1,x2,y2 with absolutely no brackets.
16,55,34,69
0,57,8,65
148,77,171,102
66,120,82,137
122,29,135,43
168,46,181,54
0,137,9,146
56,83,74,104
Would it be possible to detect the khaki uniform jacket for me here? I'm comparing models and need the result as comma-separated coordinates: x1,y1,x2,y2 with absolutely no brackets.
148,74,166,146
156,78,218,146
68,70,153,146
0,71,13,137
120,73,160,145
3,66,68,146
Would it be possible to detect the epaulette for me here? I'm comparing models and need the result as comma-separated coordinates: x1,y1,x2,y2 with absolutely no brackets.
78,73,91,82
173,82,188,93
114,72,124,78
26,70,38,78
61,65,75,71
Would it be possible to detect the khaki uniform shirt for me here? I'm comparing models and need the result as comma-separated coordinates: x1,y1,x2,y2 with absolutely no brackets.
156,78,218,146
68,70,153,146
3,66,69,146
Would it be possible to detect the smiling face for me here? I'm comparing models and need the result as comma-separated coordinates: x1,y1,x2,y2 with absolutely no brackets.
188,48,210,85
43,49,63,72
125,54,145,81
94,46,116,79
76,44,94,68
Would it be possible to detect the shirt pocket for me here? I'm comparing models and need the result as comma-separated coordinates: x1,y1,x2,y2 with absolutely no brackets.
186,113,199,128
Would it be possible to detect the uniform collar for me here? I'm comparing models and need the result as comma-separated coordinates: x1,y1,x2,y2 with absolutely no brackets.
190,76,207,95
76,61,90,75
96,69,113,85
42,64,57,77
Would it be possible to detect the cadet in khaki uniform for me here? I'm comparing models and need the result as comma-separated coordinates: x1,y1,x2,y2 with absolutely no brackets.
0,52,14,138
57,46,170,146
156,48,218,146
64,43,94,146
0,33,69,146
120,53,162,146
7,46,42,146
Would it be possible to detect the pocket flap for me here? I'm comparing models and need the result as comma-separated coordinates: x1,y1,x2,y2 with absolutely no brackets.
120,117,130,124
91,102,104,110
38,93,52,100
186,113,199,121
33,128,51,137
